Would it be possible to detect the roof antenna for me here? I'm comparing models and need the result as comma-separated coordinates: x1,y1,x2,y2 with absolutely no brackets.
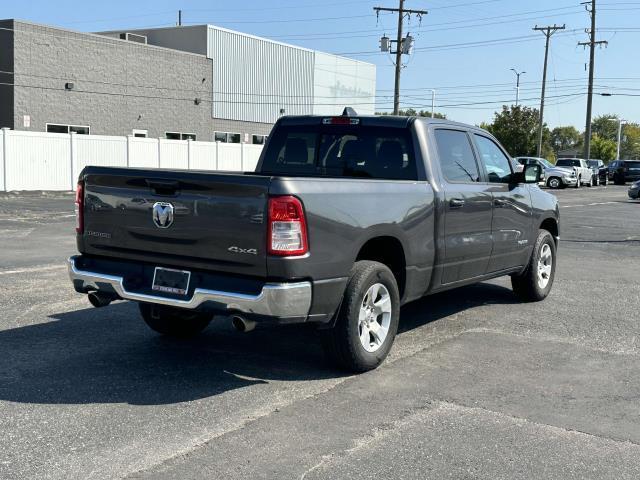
342,107,358,116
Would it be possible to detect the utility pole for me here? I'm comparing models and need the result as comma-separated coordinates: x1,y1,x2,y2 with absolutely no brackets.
375,2,428,115
533,24,565,157
430,90,435,118
617,119,627,161
579,0,608,160
510,69,526,106
178,10,182,26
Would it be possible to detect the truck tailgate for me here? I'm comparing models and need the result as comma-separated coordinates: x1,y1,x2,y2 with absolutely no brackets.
80,167,270,277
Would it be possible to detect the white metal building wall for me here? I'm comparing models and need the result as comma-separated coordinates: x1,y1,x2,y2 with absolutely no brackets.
207,26,315,124
313,52,376,116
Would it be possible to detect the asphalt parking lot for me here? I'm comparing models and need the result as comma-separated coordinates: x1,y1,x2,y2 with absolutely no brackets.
1,185,639,479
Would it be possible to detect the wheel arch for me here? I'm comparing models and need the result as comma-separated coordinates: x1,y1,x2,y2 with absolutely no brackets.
539,217,559,245
355,235,407,299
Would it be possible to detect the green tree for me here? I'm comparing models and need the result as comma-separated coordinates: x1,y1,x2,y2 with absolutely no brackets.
483,105,551,158
621,123,640,160
376,109,446,119
550,126,582,152
590,134,617,162
591,114,619,141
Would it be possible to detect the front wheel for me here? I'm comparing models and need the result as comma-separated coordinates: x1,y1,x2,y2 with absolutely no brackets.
547,177,561,189
575,176,581,188
587,176,593,187
321,261,400,372
139,303,212,337
511,230,556,302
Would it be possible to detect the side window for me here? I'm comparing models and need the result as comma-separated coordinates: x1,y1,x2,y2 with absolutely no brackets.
474,135,513,183
433,129,480,183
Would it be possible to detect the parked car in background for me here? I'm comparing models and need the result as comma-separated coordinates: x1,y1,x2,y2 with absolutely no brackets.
556,158,594,187
587,159,608,186
515,157,578,189
629,180,640,199
609,160,640,185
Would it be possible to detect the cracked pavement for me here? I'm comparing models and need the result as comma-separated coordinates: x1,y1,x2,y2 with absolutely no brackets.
1,186,639,479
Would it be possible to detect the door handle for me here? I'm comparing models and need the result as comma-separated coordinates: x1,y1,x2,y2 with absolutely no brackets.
494,198,507,207
449,198,465,209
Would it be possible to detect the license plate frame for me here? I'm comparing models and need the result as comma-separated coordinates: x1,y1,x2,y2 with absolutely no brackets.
152,267,191,296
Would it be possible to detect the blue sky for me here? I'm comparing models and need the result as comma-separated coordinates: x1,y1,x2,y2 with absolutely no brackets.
3,0,639,129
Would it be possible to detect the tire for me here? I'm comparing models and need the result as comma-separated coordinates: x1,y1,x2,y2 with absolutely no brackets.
587,176,593,187
575,176,581,188
321,261,400,372
547,177,561,189
614,174,624,185
602,176,608,186
139,303,212,337
511,230,556,302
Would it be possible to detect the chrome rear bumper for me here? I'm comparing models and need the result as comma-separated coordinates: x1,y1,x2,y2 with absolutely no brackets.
68,256,312,319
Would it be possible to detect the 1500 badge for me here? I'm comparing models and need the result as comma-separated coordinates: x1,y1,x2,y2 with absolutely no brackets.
228,246,258,255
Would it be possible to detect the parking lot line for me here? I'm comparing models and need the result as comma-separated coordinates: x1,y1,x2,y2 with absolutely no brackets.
561,201,618,208
0,264,66,276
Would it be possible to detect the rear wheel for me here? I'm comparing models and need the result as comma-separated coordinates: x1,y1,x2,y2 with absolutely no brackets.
601,176,608,186
139,303,212,337
321,261,400,372
511,230,556,302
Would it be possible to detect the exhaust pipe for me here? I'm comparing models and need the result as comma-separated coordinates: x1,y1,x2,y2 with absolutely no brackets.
88,292,113,308
232,315,256,333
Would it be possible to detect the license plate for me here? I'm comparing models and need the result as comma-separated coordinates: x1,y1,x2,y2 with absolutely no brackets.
152,267,191,295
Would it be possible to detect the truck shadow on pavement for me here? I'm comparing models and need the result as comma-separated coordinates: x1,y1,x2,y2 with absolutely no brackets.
0,283,517,406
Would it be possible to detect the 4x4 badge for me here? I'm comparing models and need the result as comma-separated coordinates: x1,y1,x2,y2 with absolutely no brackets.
228,246,258,255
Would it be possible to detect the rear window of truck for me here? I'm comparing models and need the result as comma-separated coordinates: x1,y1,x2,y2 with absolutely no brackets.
261,125,417,180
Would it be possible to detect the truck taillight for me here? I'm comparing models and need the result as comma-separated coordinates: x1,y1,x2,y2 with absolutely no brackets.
268,196,308,256
75,181,84,234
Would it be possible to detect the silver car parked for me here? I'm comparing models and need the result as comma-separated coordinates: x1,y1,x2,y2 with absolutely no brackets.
515,157,578,189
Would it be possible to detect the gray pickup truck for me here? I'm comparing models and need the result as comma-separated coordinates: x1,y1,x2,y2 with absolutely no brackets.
69,113,559,372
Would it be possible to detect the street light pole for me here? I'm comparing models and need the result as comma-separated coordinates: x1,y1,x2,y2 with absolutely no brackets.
431,89,435,118
510,69,525,106
617,119,627,161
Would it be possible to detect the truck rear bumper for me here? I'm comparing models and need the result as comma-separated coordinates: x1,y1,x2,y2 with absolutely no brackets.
68,256,312,322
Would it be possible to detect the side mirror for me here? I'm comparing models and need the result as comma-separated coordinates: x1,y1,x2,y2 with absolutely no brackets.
512,164,542,184
523,163,542,183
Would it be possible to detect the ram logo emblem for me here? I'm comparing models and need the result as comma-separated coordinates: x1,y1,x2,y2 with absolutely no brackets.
152,202,174,229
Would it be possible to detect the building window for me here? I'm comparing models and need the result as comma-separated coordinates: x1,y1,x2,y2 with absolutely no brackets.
166,132,196,140
46,124,90,135
214,131,242,143
132,129,148,138
252,134,267,145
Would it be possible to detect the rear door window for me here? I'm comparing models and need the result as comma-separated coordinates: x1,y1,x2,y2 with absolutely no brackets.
433,129,480,183
261,125,417,180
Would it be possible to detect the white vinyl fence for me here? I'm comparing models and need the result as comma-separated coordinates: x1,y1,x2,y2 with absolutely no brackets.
0,128,264,191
